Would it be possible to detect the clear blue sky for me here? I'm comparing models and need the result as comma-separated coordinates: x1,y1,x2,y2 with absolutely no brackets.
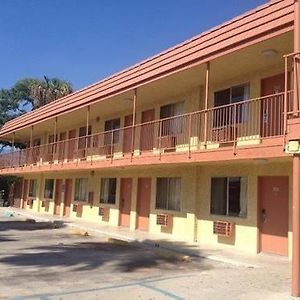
0,0,267,91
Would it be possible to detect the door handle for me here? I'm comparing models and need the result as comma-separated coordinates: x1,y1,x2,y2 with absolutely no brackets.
262,209,267,223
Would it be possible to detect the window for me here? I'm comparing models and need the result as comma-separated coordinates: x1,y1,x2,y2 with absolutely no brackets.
214,84,250,124
156,178,181,211
44,179,54,199
160,102,184,136
74,178,88,202
100,178,117,204
78,126,92,149
104,118,120,145
28,179,37,198
210,177,247,217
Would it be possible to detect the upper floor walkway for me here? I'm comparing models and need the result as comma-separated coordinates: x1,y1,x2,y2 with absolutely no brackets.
0,90,295,174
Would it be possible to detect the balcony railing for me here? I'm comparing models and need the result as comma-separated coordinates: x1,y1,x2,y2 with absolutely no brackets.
0,92,292,170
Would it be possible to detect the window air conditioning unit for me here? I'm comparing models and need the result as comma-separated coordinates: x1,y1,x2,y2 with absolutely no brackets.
99,206,110,221
213,220,234,237
156,214,173,227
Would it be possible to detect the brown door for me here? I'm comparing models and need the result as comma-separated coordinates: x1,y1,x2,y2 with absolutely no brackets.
58,132,67,161
67,129,76,161
22,179,29,208
54,179,63,215
259,176,289,256
261,74,285,137
119,178,132,227
63,179,72,217
136,178,151,231
123,114,133,154
140,109,155,152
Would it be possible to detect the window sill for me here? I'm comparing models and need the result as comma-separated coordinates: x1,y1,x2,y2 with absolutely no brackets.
210,214,247,220
99,203,116,208
154,208,182,216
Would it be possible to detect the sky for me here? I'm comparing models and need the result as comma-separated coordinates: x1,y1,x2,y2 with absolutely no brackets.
0,0,267,91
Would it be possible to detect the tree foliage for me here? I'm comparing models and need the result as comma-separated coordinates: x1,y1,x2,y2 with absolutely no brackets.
0,76,73,128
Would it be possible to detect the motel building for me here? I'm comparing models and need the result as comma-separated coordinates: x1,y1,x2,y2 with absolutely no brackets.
2,0,300,296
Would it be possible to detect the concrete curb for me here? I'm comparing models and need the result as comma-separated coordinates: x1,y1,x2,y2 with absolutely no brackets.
0,207,260,269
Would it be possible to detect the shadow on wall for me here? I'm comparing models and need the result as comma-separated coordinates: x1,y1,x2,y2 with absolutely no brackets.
0,238,210,273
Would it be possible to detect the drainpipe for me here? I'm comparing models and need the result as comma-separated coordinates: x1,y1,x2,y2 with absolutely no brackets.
292,1,300,297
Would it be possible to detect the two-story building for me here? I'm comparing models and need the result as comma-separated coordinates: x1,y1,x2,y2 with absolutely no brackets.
2,0,300,296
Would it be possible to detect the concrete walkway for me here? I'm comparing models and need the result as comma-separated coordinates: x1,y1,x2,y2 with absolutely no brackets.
0,207,289,271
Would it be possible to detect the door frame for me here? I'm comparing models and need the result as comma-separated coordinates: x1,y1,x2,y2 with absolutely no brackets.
257,176,289,255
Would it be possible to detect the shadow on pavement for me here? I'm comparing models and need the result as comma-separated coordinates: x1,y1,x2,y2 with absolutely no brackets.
0,239,210,273
0,220,66,232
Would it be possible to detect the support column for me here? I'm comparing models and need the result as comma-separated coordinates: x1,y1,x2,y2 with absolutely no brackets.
53,117,57,160
292,3,300,295
30,126,33,147
204,62,210,146
294,0,300,115
292,154,300,297
131,88,137,161
85,106,90,150
11,132,15,167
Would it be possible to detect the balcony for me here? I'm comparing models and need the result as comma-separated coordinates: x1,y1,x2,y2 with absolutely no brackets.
0,92,292,172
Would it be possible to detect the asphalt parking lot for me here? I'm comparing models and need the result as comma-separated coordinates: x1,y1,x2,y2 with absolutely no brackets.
0,212,293,300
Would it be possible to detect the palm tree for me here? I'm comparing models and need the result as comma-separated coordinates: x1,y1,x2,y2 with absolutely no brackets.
29,76,73,108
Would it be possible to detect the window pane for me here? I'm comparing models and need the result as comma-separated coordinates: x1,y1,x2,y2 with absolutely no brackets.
100,178,116,204
160,104,172,119
239,177,248,217
168,178,181,211
210,178,227,215
28,179,37,198
44,179,54,199
104,119,120,144
228,177,241,216
74,178,88,202
108,178,117,204
156,178,181,211
214,89,230,107
156,178,168,209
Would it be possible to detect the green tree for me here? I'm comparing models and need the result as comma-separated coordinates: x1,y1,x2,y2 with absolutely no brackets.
12,76,73,109
0,76,73,139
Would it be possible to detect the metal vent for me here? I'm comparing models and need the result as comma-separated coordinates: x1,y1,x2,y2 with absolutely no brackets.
213,220,234,237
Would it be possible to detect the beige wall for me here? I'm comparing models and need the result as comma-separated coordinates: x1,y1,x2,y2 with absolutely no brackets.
17,159,294,257
197,160,292,255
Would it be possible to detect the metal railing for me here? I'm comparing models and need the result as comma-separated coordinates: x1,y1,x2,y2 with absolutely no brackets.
0,92,290,170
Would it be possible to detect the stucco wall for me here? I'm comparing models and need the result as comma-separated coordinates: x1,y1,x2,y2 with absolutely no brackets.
197,160,292,255
17,159,293,257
